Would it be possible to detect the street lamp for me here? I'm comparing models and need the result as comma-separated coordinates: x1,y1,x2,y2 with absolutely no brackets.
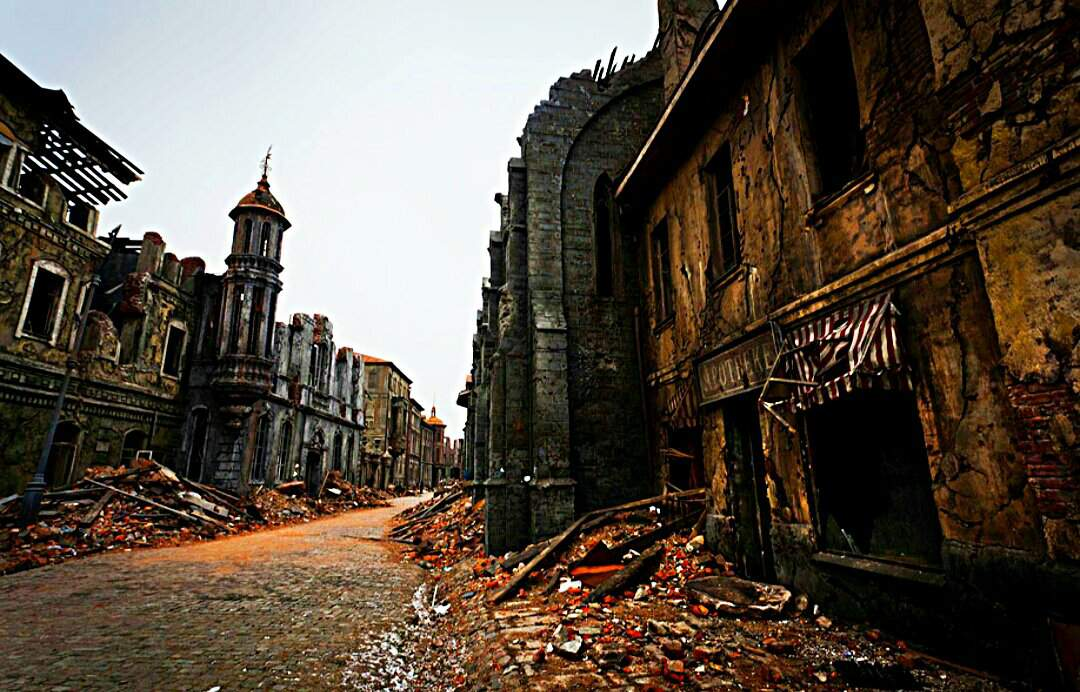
21,226,122,525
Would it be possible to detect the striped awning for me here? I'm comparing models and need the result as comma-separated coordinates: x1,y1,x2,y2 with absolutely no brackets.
760,292,911,427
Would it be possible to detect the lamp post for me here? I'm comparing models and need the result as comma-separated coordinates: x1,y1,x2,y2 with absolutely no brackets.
21,225,122,525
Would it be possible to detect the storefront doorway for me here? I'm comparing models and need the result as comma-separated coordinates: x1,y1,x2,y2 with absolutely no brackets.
666,427,704,490
723,394,774,581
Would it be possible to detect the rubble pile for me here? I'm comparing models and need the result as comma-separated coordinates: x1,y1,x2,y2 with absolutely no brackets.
391,483,484,570
0,461,392,576
395,489,1009,690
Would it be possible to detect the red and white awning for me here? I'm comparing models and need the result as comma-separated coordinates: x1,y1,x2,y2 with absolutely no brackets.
760,291,911,428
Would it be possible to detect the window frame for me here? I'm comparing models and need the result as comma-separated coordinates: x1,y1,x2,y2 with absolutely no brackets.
64,198,95,233
276,419,294,483
3,147,49,208
250,414,271,484
650,219,674,328
16,260,70,345
161,321,188,378
705,144,742,280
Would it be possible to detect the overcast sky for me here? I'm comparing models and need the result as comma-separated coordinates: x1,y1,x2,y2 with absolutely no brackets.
4,1,659,434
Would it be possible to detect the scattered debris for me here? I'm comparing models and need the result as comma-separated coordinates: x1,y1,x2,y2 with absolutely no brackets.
0,461,394,575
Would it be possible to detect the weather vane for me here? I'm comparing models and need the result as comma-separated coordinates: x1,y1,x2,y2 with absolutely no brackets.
261,146,273,179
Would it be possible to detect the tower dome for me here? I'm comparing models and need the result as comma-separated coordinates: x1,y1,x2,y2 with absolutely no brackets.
229,173,290,228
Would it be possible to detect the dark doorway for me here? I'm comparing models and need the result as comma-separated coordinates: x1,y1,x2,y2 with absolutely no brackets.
805,390,942,565
47,422,80,488
666,427,704,490
723,394,775,581
305,450,322,497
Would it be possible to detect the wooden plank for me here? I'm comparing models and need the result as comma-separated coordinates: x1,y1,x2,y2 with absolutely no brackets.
79,490,116,526
586,544,665,603
84,478,221,527
490,489,705,603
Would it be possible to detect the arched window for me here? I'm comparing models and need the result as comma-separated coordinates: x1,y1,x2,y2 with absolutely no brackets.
259,222,272,256
275,228,284,261
345,433,354,481
243,219,254,253
186,408,209,482
593,175,615,297
47,421,80,488
276,420,294,483
121,430,148,466
251,415,271,484
332,431,343,472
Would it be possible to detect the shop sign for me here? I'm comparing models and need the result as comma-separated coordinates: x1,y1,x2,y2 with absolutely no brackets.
697,332,777,405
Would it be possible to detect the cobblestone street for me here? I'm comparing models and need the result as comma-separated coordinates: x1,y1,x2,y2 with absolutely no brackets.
0,496,431,691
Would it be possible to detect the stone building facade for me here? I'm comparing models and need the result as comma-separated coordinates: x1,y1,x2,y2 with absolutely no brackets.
361,355,413,488
467,28,670,555
614,0,1078,678
0,53,370,499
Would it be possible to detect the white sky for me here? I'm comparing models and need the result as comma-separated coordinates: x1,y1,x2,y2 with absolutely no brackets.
4,1,660,434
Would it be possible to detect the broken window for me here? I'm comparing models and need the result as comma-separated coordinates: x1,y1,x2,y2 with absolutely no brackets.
797,10,865,198
120,430,148,466
227,284,246,353
276,420,294,482
250,415,270,484
265,293,277,357
0,132,12,182
806,390,942,565
118,316,144,365
706,144,741,277
243,219,254,253
248,286,265,355
259,222,272,256
332,431,343,472
6,150,48,206
594,175,615,297
20,264,67,341
651,220,674,324
309,344,320,385
65,199,93,232
186,408,209,482
162,324,186,377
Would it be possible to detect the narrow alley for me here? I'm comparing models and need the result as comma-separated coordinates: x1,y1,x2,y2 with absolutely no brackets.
0,498,445,691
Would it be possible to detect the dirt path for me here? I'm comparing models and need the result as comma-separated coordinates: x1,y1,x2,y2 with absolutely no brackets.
0,496,434,691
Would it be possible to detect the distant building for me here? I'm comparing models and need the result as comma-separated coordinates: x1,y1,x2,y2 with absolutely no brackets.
361,355,412,489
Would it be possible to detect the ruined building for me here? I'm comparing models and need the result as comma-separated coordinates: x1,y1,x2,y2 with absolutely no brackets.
0,54,367,497
465,0,1078,678
464,3,715,554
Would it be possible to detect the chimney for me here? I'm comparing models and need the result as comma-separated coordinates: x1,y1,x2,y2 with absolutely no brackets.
658,0,718,103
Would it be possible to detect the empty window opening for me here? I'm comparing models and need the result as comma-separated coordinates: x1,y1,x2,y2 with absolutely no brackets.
0,133,12,182
797,10,865,198
227,285,246,353
118,317,144,365
276,421,294,482
162,324,186,377
243,219,254,253
187,408,209,482
265,293,277,357
594,176,615,297
248,286,265,355
275,229,284,261
21,265,66,341
332,432,343,472
120,430,148,466
7,151,47,205
250,415,271,484
65,199,93,231
259,222,272,256
651,220,674,324
706,144,741,277
806,390,942,565
309,344,320,384
47,421,80,488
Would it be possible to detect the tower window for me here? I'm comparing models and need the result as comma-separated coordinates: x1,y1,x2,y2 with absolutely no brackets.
243,219,254,253
228,285,246,353
594,175,615,297
705,144,740,277
259,222,272,256
19,263,67,342
797,10,865,198
162,323,186,377
248,287,265,355
275,229,284,261
651,219,674,324
265,293,277,357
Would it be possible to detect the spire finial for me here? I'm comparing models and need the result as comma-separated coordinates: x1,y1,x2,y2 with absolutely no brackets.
260,146,273,182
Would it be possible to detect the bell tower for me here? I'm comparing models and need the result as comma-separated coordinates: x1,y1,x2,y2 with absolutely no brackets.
214,149,290,393
210,150,291,491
